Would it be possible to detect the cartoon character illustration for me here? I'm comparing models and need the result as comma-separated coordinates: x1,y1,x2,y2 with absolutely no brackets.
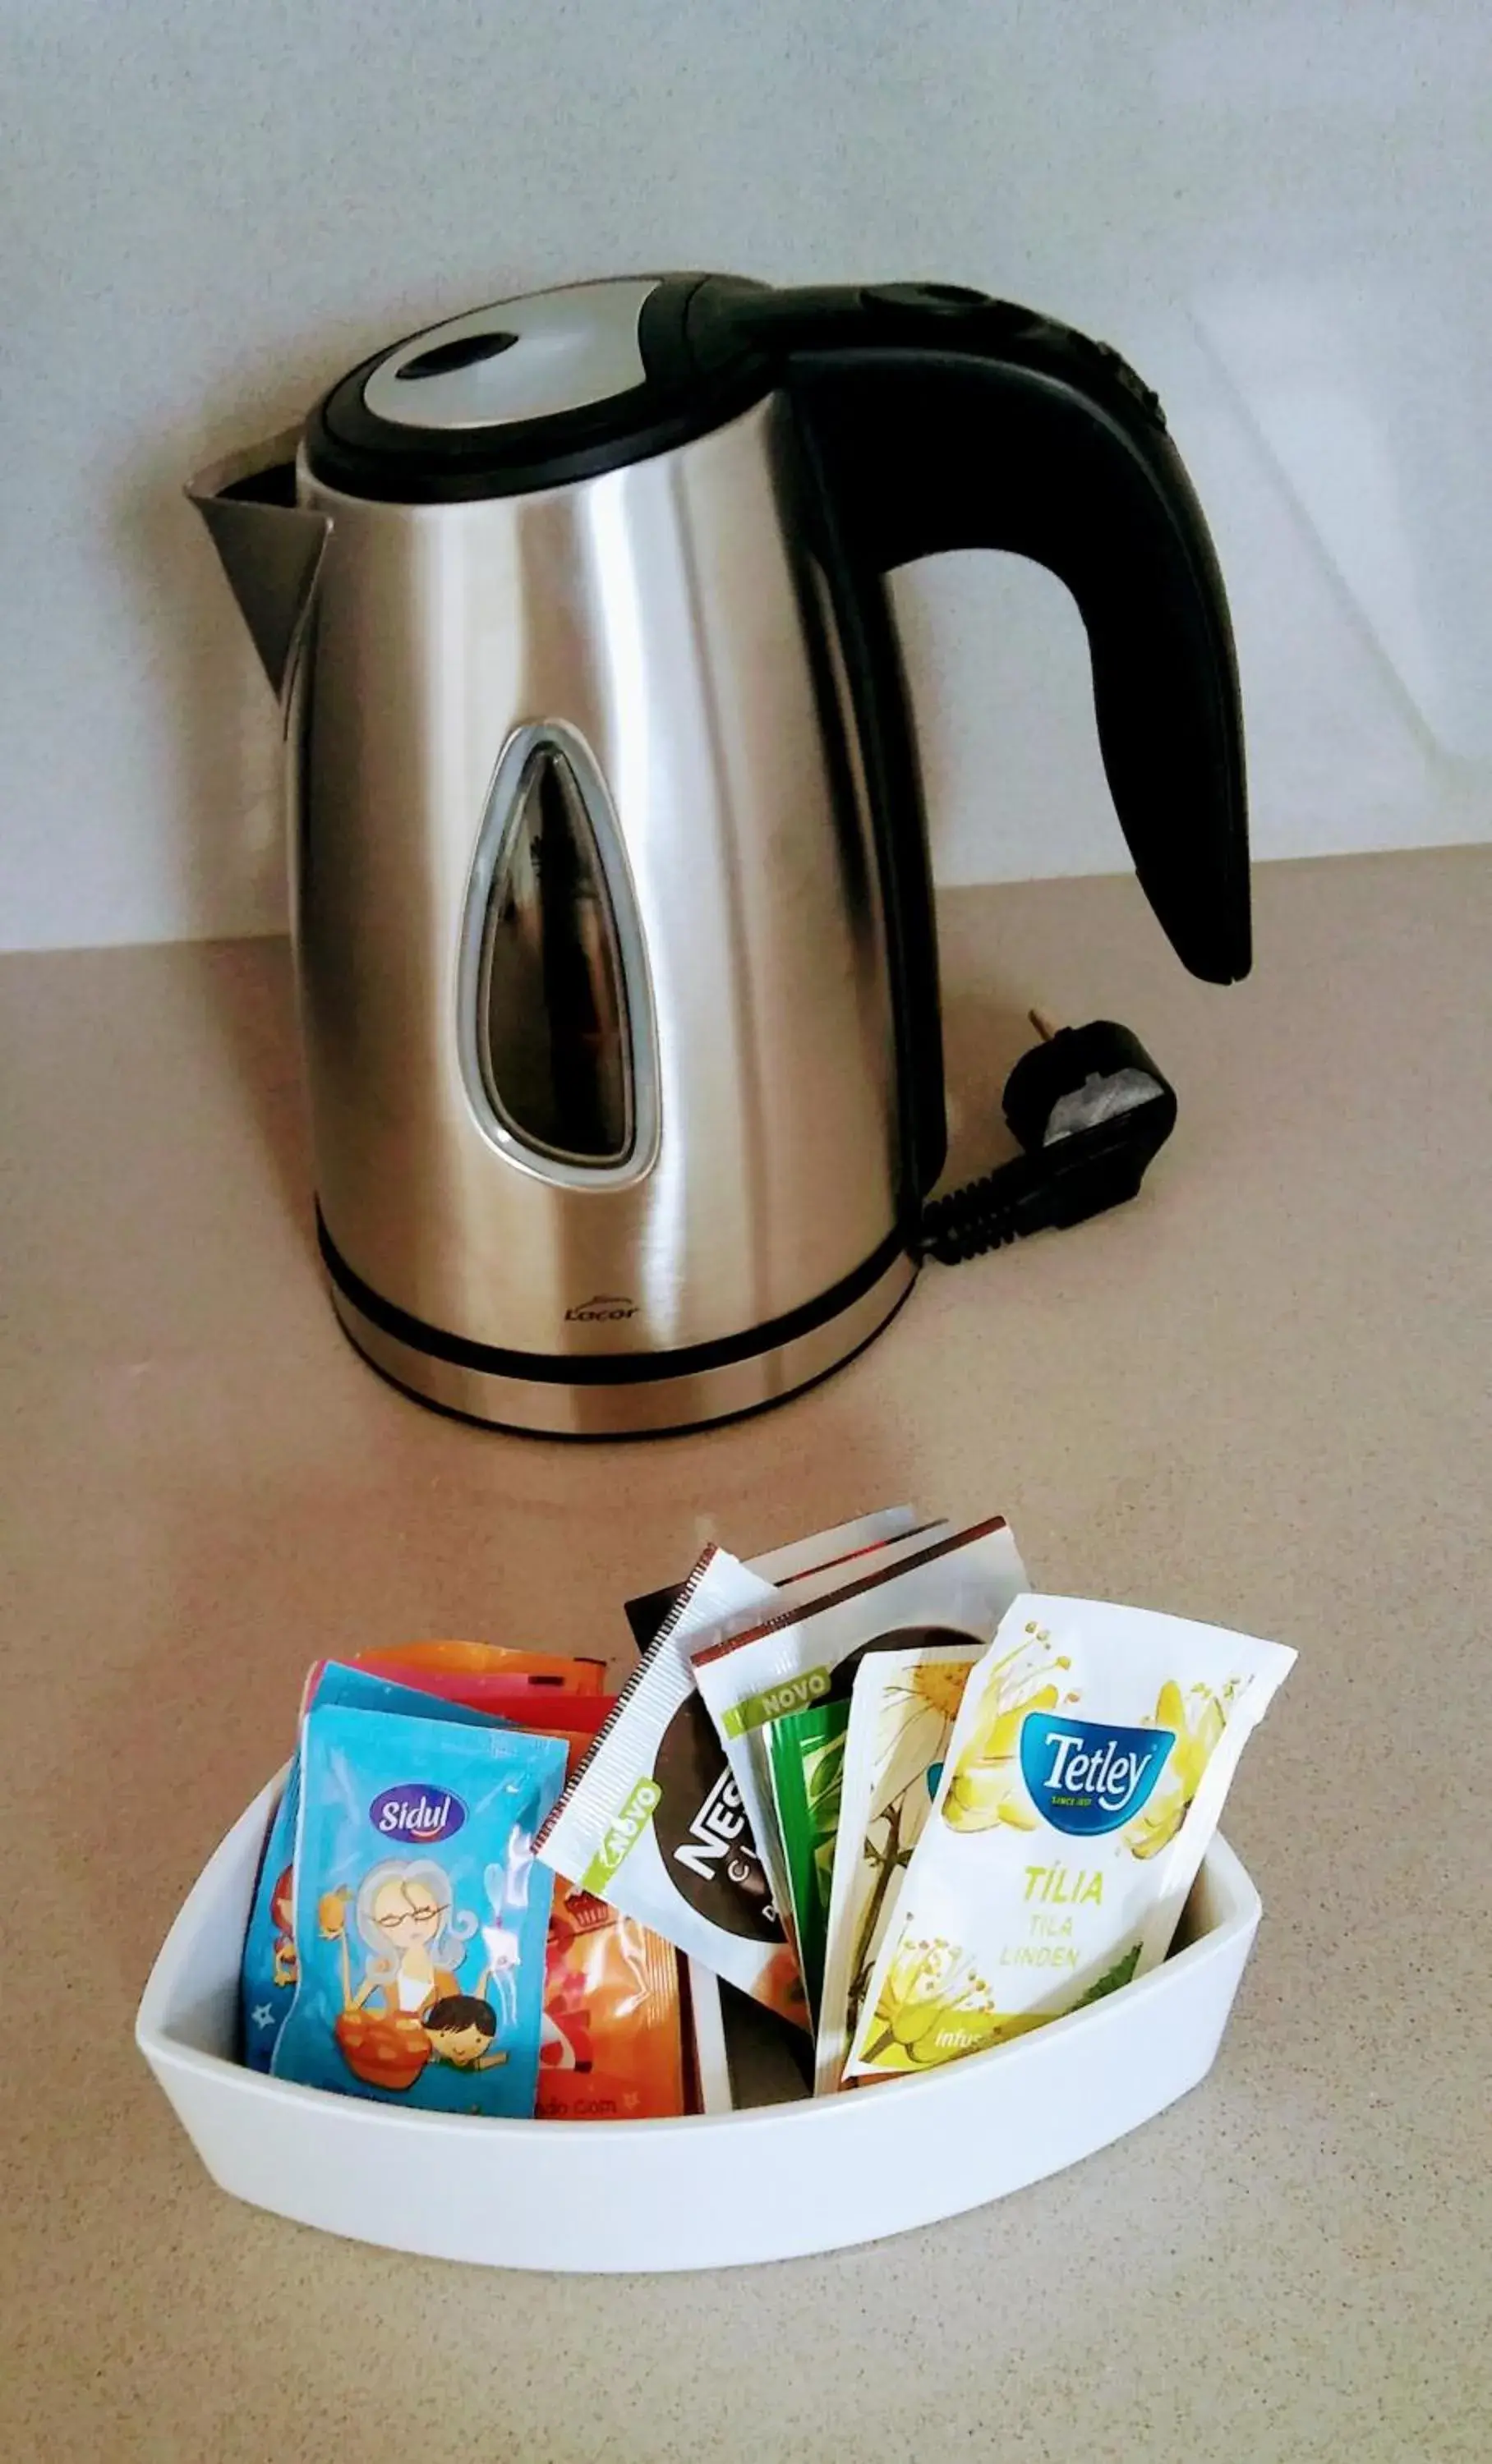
313,1844,541,2094
422,1983,509,2071
316,1857,477,2093
350,1856,477,2016
269,1865,297,1989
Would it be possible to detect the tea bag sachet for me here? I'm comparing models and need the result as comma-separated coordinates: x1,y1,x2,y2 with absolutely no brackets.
814,1637,984,2094
845,1593,1295,2080
536,1511,924,2025
689,1517,1027,1947
766,1699,850,2025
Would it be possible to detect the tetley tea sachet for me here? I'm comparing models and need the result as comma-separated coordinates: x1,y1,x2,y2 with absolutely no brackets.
845,1594,1294,2079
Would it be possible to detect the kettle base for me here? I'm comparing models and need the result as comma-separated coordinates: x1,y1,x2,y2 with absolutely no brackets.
323,1249,918,1440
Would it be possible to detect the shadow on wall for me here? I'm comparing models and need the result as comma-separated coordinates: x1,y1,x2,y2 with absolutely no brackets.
109,279,532,949
115,414,288,939
108,324,380,1245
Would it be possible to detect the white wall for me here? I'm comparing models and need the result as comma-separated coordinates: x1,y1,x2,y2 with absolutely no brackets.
3,0,1490,951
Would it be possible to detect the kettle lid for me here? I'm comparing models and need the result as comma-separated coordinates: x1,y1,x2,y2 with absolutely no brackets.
360,278,660,433
308,273,765,503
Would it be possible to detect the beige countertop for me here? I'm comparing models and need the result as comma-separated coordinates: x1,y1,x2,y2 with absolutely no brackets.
3,849,1490,2461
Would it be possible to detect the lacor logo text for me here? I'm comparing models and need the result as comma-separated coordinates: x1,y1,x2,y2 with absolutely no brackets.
565,1294,639,1322
1018,1715,1172,1837
370,1785,467,1843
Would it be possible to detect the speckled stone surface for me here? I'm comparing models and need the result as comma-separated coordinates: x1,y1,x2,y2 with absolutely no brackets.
3,853,1489,2461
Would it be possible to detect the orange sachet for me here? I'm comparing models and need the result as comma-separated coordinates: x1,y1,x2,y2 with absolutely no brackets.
352,1639,606,1690
536,1879,684,2122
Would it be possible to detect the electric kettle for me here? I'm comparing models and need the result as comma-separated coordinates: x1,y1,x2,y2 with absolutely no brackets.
191,273,1249,1437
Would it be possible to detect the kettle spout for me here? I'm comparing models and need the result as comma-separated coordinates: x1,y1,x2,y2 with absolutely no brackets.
186,432,331,696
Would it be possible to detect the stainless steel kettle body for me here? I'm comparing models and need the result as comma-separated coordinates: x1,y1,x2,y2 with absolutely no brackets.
191,274,1250,1436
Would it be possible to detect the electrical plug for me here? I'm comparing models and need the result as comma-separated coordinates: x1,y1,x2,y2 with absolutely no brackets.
919,1014,1178,1264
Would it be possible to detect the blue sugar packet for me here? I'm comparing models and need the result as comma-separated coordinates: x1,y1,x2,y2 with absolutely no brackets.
239,1665,506,2073
273,1702,566,2116
310,1661,511,1731
241,1761,302,2071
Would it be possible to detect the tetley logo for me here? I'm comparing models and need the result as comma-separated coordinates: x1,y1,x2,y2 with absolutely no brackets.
1020,1715,1172,1837
370,1784,467,1844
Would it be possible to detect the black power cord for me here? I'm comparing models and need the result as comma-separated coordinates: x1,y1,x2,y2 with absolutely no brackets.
919,1017,1179,1266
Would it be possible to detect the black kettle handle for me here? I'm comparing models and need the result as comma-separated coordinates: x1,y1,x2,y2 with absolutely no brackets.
748,283,1250,990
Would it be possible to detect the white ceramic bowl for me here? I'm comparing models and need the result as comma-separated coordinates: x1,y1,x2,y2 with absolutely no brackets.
136,1777,1261,2272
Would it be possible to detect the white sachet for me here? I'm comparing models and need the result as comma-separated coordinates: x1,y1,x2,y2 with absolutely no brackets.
536,1510,923,2023
814,1637,984,2094
845,1593,1296,2079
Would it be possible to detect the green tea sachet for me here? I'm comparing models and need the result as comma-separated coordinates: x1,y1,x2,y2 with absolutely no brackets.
689,1516,1026,1962
766,1699,850,2024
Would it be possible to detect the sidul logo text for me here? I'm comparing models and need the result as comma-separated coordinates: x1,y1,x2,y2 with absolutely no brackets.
565,1294,640,1323
369,1785,467,1844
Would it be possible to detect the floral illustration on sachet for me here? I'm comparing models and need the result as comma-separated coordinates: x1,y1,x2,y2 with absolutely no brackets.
813,1628,995,2093
1122,1679,1236,1859
844,1595,1295,2084
940,1620,1238,1852
857,1934,1022,2070
840,1646,980,2046
857,1924,1148,2071
940,1620,1072,1833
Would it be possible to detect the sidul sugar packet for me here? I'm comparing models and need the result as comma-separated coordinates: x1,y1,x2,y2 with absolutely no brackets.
845,1593,1295,2079
240,1662,519,2071
242,1644,601,2067
688,1516,1027,1955
536,1511,931,2024
244,1665,684,2115
273,1703,567,2115
240,1649,601,2068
